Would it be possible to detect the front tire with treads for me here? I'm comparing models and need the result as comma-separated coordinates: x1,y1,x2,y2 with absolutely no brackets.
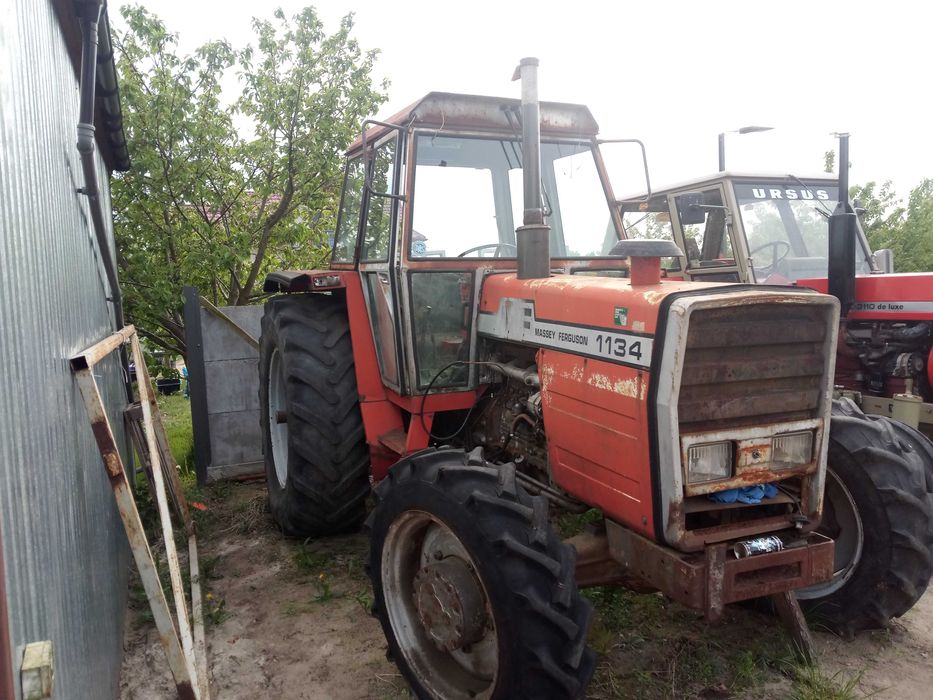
796,399,933,634
259,293,370,537
367,447,595,699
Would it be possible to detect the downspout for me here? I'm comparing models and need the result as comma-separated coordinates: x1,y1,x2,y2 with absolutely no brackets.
76,0,134,404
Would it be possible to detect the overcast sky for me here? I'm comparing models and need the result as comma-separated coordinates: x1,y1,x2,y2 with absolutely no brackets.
121,0,933,202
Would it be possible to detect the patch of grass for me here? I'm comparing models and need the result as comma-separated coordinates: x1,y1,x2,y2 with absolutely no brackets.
790,663,865,700
554,508,604,538
156,393,195,474
291,539,334,574
584,585,797,699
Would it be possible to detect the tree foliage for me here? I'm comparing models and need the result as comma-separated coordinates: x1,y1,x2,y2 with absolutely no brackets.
851,179,933,273
112,6,386,356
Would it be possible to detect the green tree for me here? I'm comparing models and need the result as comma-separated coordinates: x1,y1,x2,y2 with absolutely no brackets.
849,180,904,253
897,179,933,272
850,179,933,272
112,6,386,356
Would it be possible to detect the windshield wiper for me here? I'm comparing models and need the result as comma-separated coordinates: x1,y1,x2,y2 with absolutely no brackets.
786,173,835,219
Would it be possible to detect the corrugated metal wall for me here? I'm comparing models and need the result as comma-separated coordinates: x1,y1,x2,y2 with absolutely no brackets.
0,1,130,698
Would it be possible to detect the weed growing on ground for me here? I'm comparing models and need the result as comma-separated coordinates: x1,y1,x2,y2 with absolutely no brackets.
787,661,867,700
204,593,230,626
291,538,334,574
354,588,374,614
313,572,343,603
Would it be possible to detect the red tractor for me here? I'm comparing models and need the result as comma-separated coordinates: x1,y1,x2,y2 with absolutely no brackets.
259,61,930,698
617,141,933,632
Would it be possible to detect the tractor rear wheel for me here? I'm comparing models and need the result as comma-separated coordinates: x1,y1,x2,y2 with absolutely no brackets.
367,447,595,699
796,399,933,634
259,294,370,537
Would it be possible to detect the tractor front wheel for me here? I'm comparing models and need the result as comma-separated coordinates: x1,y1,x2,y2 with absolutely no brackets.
367,448,595,699
259,294,370,537
796,399,933,634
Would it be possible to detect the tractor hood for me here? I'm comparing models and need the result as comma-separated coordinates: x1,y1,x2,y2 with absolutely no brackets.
797,272,933,322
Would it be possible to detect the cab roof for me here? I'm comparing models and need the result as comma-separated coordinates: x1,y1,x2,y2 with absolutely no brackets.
347,92,599,153
618,171,838,203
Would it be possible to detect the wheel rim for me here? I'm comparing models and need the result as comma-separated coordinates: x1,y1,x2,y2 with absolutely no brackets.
796,467,864,599
268,348,289,489
381,511,498,699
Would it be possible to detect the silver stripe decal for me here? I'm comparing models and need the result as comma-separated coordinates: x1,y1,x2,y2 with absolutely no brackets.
477,298,653,368
850,301,933,314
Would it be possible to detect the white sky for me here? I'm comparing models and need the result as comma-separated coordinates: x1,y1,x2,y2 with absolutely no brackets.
120,0,933,202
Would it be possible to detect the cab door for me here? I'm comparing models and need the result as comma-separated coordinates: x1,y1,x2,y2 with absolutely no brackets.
671,185,743,283
358,131,406,393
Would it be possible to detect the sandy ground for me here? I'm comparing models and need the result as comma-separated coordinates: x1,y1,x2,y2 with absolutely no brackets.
119,482,933,699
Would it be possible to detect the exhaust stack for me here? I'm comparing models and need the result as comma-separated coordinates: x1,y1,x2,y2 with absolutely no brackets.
827,133,856,314
512,58,550,280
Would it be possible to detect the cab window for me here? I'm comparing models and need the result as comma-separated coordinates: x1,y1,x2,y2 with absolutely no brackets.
675,189,734,268
332,157,366,262
362,138,397,261
619,196,681,271
409,134,615,259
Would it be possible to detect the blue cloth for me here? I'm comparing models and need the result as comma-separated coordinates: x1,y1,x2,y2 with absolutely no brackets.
708,483,778,504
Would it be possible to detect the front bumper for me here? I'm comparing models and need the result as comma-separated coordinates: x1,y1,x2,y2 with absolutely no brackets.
605,520,834,621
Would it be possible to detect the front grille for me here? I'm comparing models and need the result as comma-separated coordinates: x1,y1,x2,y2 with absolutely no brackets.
678,303,829,432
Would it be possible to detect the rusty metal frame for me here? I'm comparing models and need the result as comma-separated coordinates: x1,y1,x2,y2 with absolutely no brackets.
70,326,210,700
569,522,825,661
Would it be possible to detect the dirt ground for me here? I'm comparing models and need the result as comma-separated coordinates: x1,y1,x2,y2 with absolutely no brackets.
119,482,933,700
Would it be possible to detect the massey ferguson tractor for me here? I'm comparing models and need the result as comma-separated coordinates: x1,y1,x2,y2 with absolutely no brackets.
258,61,931,698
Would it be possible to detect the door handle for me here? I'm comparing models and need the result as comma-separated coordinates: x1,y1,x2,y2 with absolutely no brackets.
378,273,390,285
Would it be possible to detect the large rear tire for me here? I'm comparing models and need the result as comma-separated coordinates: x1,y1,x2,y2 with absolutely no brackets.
796,399,933,634
367,447,595,699
259,294,370,537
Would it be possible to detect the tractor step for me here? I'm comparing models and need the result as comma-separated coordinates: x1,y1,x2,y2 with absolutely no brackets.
378,429,407,456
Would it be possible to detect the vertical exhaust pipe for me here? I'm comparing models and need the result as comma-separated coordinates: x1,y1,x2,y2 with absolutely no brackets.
827,133,856,314
512,58,550,280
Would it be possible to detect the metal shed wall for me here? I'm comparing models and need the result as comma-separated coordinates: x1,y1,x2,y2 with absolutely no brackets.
0,1,130,698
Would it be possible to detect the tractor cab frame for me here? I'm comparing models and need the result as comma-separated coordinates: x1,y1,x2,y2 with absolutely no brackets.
266,92,640,476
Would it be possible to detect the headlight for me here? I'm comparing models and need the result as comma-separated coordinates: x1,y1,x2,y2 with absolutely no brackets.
772,431,813,468
686,441,733,483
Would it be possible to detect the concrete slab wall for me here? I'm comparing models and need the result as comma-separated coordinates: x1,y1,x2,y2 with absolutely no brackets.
185,293,264,482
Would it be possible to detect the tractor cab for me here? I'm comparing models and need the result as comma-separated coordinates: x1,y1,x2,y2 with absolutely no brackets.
268,92,633,397
619,173,884,285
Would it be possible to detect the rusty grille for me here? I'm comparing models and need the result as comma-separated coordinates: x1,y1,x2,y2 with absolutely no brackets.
678,303,829,432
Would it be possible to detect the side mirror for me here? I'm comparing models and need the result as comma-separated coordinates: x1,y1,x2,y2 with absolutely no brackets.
872,248,894,273
677,192,707,226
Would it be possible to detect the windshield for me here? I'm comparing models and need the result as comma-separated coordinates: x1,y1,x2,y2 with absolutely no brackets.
410,134,617,258
735,181,872,282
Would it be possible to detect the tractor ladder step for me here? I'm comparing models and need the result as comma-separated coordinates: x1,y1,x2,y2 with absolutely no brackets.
378,429,407,456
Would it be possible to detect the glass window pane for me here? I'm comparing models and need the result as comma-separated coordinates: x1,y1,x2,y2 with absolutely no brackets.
676,189,734,268
332,157,365,262
549,145,616,256
363,138,397,261
410,135,616,259
410,272,473,388
620,209,681,270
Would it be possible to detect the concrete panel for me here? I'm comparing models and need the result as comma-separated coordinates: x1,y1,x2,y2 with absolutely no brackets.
204,359,260,413
201,306,262,362
208,411,263,468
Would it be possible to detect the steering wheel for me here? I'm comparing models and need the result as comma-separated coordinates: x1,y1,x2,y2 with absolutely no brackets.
749,240,792,275
457,243,517,258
